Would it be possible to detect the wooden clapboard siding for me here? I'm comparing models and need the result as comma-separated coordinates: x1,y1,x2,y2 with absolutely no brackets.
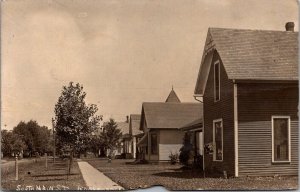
203,51,235,176
238,83,298,176
158,129,184,161
159,144,182,161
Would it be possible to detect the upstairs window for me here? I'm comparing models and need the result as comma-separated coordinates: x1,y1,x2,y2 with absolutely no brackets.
272,116,291,162
150,133,158,154
213,119,223,161
214,61,220,101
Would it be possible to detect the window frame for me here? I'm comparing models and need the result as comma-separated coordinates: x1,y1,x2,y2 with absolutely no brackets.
271,116,291,163
213,118,223,162
150,133,158,155
214,60,221,102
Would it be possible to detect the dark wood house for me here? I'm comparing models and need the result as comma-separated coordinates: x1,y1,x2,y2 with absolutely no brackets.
194,24,298,177
137,89,202,162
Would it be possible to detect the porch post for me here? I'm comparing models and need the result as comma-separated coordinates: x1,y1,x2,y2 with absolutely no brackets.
234,83,239,177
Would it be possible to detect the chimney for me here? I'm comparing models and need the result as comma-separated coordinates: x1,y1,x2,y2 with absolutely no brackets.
285,22,295,32
126,115,129,123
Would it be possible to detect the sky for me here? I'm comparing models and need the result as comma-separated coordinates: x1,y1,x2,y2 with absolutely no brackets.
1,0,298,130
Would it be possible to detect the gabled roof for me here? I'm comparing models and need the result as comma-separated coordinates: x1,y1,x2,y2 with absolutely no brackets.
141,102,202,129
129,114,142,136
195,27,298,95
165,88,181,103
116,121,129,134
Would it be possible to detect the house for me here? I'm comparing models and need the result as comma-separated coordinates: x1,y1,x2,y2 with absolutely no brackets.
119,114,143,159
137,89,202,162
194,22,298,177
104,118,130,157
129,114,143,159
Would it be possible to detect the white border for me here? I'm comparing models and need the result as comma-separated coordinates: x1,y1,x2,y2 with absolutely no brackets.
214,60,220,102
213,118,223,161
271,116,291,163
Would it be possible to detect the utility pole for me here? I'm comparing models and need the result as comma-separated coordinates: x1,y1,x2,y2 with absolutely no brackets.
52,118,56,164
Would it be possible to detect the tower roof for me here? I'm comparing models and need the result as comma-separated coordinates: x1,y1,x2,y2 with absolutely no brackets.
165,88,181,103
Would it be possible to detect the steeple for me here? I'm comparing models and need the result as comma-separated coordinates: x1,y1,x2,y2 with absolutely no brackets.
165,87,181,103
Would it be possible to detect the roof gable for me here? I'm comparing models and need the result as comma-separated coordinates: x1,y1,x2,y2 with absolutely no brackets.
142,102,203,129
116,121,129,134
129,114,142,136
195,27,298,94
165,88,181,103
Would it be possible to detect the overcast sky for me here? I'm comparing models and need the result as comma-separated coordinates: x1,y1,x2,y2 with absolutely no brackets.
1,0,298,130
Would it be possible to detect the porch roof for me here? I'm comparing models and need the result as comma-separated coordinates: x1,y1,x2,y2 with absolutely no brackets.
180,118,203,131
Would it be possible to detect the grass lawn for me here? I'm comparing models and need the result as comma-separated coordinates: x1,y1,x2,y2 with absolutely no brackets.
86,158,298,190
1,158,87,190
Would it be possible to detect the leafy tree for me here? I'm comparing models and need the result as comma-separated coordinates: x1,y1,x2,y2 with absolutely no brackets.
53,82,102,173
100,119,122,159
88,134,102,157
12,120,51,156
11,134,27,155
1,130,27,157
1,130,14,157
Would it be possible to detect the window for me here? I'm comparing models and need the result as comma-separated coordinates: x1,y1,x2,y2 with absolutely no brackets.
214,61,220,101
213,119,223,161
272,116,291,162
150,133,158,154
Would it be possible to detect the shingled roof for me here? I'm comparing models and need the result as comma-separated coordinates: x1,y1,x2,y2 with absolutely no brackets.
141,102,202,129
195,27,298,94
180,118,203,131
129,114,142,136
165,88,181,103
116,121,129,134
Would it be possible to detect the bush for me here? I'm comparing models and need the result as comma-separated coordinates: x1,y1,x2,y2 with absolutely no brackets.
179,132,193,166
179,149,190,165
169,152,179,164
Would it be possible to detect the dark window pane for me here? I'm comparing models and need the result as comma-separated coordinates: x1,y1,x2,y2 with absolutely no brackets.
151,134,158,154
273,118,289,161
214,62,220,101
214,121,223,160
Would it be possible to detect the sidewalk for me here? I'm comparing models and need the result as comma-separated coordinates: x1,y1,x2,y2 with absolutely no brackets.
77,161,123,190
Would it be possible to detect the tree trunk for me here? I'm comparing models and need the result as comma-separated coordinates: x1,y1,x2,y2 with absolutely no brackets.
68,150,74,175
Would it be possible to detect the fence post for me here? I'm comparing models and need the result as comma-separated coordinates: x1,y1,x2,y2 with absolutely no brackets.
15,155,18,181
45,153,48,170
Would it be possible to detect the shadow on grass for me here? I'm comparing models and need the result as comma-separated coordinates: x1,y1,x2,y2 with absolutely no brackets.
36,178,66,181
50,168,66,171
33,173,79,177
52,164,67,166
152,170,205,179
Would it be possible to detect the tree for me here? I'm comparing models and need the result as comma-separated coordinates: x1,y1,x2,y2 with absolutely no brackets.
1,130,14,157
1,130,27,157
53,82,102,173
12,120,51,156
88,134,102,157
100,119,122,159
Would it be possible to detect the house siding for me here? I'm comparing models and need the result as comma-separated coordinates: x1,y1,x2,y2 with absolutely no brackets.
237,83,298,176
203,51,235,176
145,129,184,161
159,129,184,161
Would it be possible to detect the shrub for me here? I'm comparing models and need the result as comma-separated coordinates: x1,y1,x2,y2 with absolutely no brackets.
179,132,193,166
169,152,179,164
